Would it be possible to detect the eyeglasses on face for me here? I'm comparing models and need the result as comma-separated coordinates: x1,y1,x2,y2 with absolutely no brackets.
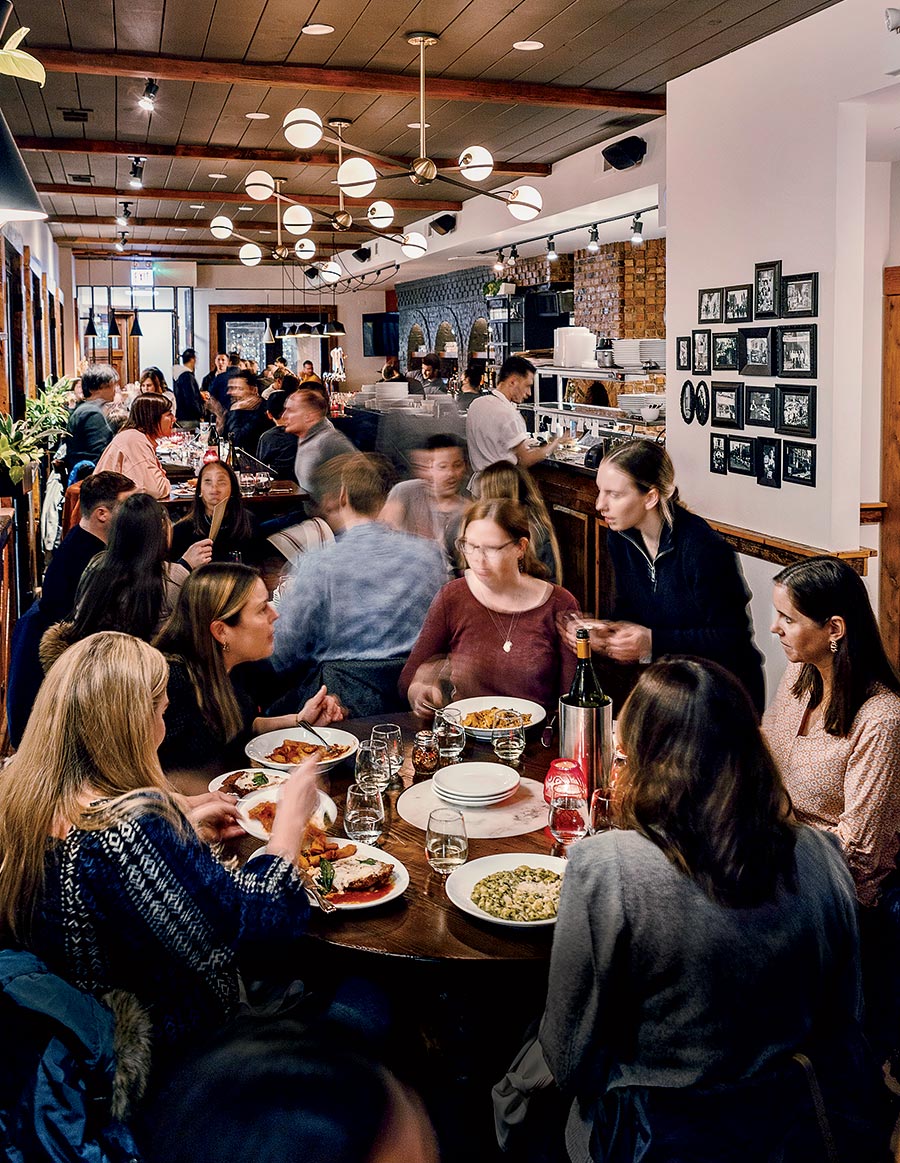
455,538,515,560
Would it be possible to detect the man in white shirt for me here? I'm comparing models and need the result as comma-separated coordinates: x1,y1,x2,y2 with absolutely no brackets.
465,355,560,477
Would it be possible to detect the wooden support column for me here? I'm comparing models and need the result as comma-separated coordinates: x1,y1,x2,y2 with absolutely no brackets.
0,237,8,414
22,246,34,397
882,269,900,665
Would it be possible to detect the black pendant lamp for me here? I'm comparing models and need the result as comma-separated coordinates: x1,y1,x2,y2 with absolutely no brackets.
130,311,143,337
322,319,346,337
295,321,314,336
107,312,120,338
0,3,47,228
83,309,98,338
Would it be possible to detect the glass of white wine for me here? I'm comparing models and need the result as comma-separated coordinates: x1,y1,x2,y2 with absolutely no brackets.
425,807,468,875
548,791,590,848
493,714,526,763
344,782,385,845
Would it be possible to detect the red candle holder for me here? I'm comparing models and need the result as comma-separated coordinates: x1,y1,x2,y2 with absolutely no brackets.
544,758,587,804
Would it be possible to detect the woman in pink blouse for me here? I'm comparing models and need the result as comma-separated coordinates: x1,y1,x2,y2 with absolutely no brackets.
400,499,577,712
93,393,174,500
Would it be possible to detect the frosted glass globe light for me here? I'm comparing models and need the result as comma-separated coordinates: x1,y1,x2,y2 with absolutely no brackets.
317,260,341,284
336,157,377,198
367,200,394,229
459,145,493,181
400,231,427,258
282,204,313,235
210,215,234,239
506,185,542,221
283,107,324,149
239,242,263,266
245,169,275,201
294,238,316,260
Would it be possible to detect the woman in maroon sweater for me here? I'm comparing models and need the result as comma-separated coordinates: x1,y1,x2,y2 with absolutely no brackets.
400,499,578,712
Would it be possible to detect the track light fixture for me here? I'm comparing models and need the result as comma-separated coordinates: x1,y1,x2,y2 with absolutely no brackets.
587,225,600,253
116,202,132,228
138,80,159,112
493,250,505,273
507,244,518,267
546,236,558,262
115,233,127,252
128,157,145,189
631,214,643,247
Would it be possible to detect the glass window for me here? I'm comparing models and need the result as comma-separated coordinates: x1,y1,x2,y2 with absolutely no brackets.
110,286,133,308
154,286,175,310
225,320,266,370
132,286,154,310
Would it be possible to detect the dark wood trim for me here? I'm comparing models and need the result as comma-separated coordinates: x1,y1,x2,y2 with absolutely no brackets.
36,182,461,212
882,271,900,661
51,215,377,238
35,48,667,113
206,303,336,361
884,268,900,297
860,502,887,525
0,509,16,756
705,520,875,576
19,136,550,178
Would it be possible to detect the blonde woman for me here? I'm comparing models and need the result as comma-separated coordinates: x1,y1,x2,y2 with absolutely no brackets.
0,632,317,1062
154,562,343,776
469,459,562,583
93,393,175,499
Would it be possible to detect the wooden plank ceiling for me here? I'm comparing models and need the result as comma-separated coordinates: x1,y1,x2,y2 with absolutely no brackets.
1,0,840,261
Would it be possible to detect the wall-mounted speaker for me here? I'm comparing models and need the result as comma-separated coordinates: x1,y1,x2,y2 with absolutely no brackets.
601,136,647,171
351,247,371,263
429,213,457,236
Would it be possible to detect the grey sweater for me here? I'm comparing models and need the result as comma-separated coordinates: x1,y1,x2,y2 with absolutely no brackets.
541,826,859,1099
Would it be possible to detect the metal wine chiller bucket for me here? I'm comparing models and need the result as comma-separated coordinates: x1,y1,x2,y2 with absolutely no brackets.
558,696,614,795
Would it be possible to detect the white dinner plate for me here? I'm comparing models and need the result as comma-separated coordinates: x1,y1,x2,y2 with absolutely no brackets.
208,768,289,797
443,697,546,740
445,853,567,928
434,761,520,799
236,786,338,840
245,726,359,772
434,786,518,807
311,842,409,911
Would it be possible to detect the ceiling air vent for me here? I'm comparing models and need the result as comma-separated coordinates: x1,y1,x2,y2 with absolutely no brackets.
59,107,93,123
67,174,94,184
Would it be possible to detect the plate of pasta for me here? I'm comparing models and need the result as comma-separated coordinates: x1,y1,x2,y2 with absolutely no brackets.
443,697,545,740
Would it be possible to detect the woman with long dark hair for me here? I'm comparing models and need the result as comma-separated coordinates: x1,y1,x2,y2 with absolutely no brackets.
93,393,175,499
541,657,882,1161
572,439,764,711
170,459,257,564
39,494,211,667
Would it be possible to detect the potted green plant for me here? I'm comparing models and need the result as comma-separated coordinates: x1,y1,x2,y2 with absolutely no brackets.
0,378,70,494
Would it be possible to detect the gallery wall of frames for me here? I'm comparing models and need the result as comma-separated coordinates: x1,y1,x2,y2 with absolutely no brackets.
675,262,818,491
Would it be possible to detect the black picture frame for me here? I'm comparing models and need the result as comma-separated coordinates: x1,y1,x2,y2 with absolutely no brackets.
781,272,818,318
692,329,711,375
724,284,753,323
710,433,727,475
738,326,774,376
775,383,816,438
745,385,775,428
776,324,817,378
711,381,744,430
676,336,691,371
695,380,710,426
712,332,739,371
783,440,816,487
755,437,782,489
680,379,695,424
698,288,724,324
726,435,755,476
754,260,782,318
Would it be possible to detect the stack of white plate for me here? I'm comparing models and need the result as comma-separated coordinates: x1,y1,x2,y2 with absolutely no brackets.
375,382,409,406
433,762,520,807
612,338,643,371
618,392,667,419
639,338,666,369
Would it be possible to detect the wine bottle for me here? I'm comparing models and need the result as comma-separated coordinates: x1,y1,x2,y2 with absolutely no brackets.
567,628,608,706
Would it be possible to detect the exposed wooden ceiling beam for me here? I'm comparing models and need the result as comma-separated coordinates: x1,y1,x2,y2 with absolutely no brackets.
50,214,378,238
35,47,666,113
18,135,551,177
36,182,461,212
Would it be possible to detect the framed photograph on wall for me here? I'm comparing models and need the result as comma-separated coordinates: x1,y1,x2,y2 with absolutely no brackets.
710,433,727,475
726,435,755,476
676,336,691,371
755,436,782,489
711,381,744,430
712,332,739,371
775,383,816,438
698,288,724,324
783,440,816,486
745,385,775,428
738,327,774,376
724,284,753,323
754,260,782,318
680,379,695,424
781,272,818,318
695,380,710,426
776,324,817,378
692,329,711,375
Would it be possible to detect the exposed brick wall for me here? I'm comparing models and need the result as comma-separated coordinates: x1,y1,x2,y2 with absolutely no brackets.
574,238,665,338
511,254,574,287
396,266,493,365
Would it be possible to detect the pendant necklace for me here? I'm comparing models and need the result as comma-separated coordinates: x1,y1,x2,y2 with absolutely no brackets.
487,607,521,654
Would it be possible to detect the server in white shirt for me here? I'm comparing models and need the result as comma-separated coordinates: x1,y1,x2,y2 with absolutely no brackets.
465,356,560,482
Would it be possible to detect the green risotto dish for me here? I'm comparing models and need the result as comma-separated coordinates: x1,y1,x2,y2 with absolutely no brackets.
470,865,563,922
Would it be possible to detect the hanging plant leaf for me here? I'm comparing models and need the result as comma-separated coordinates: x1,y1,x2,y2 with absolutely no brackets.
0,27,46,86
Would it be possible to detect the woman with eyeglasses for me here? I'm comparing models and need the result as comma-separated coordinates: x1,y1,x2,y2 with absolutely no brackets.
400,499,578,713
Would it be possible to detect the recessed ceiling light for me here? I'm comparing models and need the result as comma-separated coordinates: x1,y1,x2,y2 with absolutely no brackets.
302,23,334,34
513,40,544,50
259,230,273,234
174,227,188,231
190,203,206,209
245,111,270,120
237,205,254,211
407,121,430,129
208,172,228,179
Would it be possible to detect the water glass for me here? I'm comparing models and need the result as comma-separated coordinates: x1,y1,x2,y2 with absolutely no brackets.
344,782,385,845
493,715,526,764
435,708,466,765
355,739,390,791
589,789,613,834
425,807,468,875
371,723,403,778
548,791,590,847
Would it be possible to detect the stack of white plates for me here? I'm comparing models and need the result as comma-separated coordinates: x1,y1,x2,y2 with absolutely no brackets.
612,338,643,371
375,382,409,406
639,338,666,369
433,762,520,807
618,392,667,419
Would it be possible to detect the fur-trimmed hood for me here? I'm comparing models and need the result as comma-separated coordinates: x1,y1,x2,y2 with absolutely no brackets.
38,621,75,674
